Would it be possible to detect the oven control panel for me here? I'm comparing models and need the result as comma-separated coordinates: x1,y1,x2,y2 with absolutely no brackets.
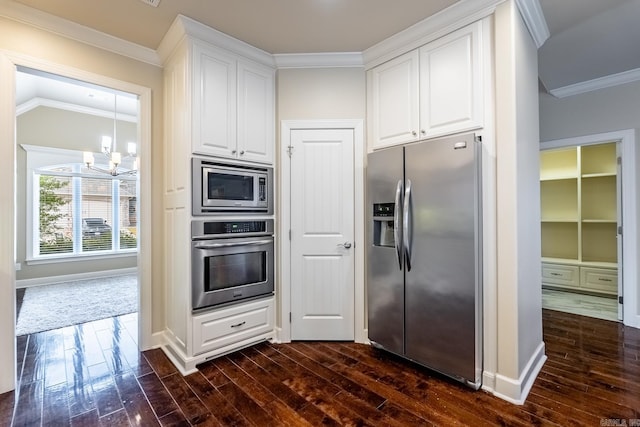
192,219,274,239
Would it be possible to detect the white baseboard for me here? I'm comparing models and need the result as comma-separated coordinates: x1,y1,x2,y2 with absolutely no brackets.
493,342,547,404
16,267,137,288
481,371,496,393
149,331,166,350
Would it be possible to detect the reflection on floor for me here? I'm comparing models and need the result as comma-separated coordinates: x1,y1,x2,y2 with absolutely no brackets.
542,288,618,321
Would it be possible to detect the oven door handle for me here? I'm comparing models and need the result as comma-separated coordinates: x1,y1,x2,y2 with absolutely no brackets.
194,239,273,250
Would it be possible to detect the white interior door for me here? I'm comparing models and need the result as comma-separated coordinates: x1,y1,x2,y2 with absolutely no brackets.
290,128,355,340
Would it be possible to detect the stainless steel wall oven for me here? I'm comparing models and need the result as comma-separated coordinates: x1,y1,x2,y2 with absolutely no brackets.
191,219,274,311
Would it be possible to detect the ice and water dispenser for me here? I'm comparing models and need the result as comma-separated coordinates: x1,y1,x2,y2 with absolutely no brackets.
372,203,396,247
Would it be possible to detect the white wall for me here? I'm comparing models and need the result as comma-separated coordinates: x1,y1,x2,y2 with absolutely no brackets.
491,0,545,403
540,81,640,324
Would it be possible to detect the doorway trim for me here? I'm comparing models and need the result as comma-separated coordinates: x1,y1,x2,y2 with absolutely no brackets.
279,119,365,343
0,51,153,393
541,129,638,328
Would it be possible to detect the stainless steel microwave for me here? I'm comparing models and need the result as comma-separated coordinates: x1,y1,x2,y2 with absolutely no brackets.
193,158,273,215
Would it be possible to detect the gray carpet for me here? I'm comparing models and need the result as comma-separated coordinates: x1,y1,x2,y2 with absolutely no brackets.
16,274,138,336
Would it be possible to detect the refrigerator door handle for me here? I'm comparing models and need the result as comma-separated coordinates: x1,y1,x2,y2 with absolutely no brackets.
394,179,403,270
403,179,413,271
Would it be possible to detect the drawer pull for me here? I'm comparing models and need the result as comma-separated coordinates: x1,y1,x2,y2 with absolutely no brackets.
550,273,562,276
598,278,613,282
230,321,246,328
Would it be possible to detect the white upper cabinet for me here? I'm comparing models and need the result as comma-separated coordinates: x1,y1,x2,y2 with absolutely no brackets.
368,21,483,150
419,21,482,139
237,60,275,164
192,41,275,164
369,50,420,149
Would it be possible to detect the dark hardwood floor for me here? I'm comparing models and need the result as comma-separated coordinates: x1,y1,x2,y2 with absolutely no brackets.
1,308,639,426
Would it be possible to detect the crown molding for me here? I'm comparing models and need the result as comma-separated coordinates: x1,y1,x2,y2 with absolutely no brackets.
158,14,275,68
0,1,161,67
363,0,504,69
549,67,640,98
273,52,363,69
514,0,549,49
17,97,137,121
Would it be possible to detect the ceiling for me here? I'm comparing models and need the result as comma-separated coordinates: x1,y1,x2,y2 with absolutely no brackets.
9,0,640,107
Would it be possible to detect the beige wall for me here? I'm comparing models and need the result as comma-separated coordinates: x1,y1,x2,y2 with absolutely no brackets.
16,107,138,281
275,67,366,327
0,16,165,335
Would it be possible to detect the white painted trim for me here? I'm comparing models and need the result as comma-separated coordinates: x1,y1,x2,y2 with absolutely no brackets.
493,342,547,404
16,267,137,289
0,51,17,394
2,53,155,373
541,129,638,330
0,1,160,67
514,0,549,49
279,119,366,344
157,15,275,68
363,0,504,69
273,52,364,69
549,68,640,99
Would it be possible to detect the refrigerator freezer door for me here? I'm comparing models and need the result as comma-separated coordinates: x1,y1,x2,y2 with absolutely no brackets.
367,145,405,355
404,133,480,384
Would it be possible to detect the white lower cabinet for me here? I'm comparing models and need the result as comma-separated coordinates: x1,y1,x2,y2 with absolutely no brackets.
192,297,275,356
542,262,617,295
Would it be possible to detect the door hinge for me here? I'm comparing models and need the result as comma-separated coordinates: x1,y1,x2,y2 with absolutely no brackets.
289,312,292,323
618,296,624,305
618,225,623,235
289,229,292,240
287,145,294,157
617,156,622,165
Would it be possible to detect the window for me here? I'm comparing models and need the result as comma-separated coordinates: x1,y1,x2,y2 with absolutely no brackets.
24,145,138,260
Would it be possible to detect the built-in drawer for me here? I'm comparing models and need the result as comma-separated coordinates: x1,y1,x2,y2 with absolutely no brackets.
192,297,274,356
542,263,579,288
580,267,617,294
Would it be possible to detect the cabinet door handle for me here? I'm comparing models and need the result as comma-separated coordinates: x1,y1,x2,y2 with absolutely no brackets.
232,149,237,154
412,131,417,137
420,129,426,135
240,150,245,155
598,278,613,282
550,272,562,276
230,321,246,328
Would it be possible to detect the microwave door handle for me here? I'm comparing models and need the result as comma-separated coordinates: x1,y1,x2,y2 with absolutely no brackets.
194,239,273,250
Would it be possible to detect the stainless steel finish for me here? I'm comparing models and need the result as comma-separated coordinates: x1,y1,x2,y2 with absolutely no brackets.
402,179,413,272
192,157,273,215
194,239,273,250
366,133,482,388
337,242,352,249
367,144,405,356
191,219,275,311
191,219,273,240
394,180,403,270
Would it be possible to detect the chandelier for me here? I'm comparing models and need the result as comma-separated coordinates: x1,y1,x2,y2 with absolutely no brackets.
83,93,137,177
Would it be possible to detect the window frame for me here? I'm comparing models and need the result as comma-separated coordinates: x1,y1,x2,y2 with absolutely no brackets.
23,144,138,263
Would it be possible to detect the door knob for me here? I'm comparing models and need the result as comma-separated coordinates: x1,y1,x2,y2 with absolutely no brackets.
337,242,352,249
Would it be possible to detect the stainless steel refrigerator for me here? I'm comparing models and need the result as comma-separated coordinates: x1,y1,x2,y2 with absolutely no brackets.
367,132,482,389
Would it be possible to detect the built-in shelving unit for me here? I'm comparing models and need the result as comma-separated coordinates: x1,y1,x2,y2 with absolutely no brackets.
540,142,618,295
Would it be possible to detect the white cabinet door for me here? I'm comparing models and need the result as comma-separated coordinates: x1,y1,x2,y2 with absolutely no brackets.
369,50,420,149
192,42,237,158
419,21,483,139
237,60,274,164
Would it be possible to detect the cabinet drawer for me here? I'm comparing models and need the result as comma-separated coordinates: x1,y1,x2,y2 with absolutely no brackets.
542,263,579,287
193,297,274,356
580,267,617,293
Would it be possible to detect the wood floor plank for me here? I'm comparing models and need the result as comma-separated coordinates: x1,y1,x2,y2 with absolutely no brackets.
4,310,640,426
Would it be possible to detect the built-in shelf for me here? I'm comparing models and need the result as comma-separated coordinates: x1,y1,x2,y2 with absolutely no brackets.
540,142,618,296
